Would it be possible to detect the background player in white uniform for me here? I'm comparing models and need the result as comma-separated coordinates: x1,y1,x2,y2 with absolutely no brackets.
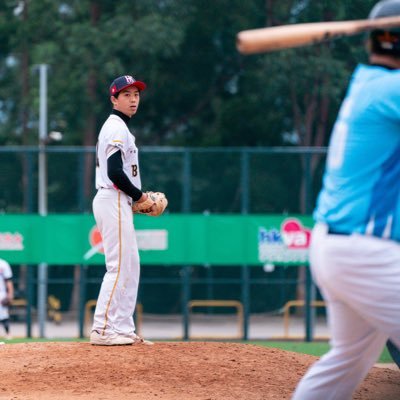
90,75,154,346
292,1,400,398
0,258,14,340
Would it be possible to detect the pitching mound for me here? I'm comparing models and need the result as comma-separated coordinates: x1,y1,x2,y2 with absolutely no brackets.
0,342,399,399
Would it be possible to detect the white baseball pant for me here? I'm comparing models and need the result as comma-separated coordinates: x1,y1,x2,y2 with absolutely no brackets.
292,223,400,400
91,188,140,336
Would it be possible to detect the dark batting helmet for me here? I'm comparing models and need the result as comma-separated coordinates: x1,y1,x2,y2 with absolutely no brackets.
369,0,400,57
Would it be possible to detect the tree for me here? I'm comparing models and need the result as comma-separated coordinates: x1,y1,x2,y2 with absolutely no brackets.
0,0,380,214
248,0,377,211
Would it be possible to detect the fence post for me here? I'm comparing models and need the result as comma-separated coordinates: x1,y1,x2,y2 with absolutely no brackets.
26,151,34,338
304,151,315,342
78,151,86,212
181,149,192,340
240,150,250,214
305,266,316,342
182,150,191,213
26,151,34,212
182,265,191,341
78,264,87,338
240,149,250,340
206,265,213,315
26,264,34,338
241,265,250,340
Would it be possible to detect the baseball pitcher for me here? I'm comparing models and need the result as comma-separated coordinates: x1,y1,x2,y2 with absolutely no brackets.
90,75,167,346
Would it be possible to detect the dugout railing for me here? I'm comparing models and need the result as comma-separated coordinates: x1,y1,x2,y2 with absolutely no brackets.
8,263,319,341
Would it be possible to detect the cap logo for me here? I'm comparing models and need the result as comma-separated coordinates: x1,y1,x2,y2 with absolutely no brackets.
125,75,135,84
110,75,145,95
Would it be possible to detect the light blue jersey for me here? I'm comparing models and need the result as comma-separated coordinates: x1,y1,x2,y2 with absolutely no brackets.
314,64,400,241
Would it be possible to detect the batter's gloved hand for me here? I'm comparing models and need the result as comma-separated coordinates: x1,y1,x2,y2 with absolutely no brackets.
132,191,168,216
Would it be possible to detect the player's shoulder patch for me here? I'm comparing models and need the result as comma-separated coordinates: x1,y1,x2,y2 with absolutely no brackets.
111,139,124,150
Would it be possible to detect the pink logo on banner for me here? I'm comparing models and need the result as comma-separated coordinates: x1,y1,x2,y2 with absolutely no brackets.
281,219,311,249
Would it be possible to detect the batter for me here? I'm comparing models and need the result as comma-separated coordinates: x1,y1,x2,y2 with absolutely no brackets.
90,75,153,346
292,1,400,398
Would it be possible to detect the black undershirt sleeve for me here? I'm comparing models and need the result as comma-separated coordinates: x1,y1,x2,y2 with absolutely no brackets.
107,150,143,202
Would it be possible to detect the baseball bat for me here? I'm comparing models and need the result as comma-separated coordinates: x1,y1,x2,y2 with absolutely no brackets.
237,16,400,54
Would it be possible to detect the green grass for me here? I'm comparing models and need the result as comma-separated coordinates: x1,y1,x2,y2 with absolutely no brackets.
250,341,393,363
1,338,394,363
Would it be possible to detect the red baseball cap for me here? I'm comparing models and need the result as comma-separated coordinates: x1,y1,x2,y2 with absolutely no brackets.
109,75,147,96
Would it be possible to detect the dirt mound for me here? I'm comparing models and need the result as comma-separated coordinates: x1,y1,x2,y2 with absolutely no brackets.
0,342,398,399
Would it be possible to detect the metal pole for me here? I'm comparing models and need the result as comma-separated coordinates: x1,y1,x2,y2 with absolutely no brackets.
26,153,34,338
240,150,250,214
182,150,191,339
78,265,87,338
78,151,86,212
38,64,48,338
182,150,191,213
182,266,191,341
26,265,33,338
240,150,250,340
304,152,315,342
241,265,250,340
305,266,316,342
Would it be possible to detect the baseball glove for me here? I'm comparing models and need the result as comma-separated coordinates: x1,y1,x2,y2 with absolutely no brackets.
132,191,168,216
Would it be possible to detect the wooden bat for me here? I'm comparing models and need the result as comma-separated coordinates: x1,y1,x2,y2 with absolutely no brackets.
237,16,400,54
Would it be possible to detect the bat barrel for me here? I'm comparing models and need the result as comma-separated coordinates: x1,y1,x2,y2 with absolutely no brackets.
237,16,400,54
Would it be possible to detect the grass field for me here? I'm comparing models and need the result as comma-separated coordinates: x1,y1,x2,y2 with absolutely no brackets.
252,341,393,363
1,338,394,363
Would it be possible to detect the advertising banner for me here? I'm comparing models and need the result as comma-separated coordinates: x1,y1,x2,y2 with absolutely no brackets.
0,214,314,266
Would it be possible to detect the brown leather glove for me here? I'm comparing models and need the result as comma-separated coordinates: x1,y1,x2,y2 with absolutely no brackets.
132,191,168,216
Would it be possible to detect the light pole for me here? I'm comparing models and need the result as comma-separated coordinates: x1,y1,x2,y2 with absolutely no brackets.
37,63,48,338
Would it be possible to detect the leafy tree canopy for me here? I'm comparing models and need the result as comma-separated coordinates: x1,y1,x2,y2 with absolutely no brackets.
0,0,378,147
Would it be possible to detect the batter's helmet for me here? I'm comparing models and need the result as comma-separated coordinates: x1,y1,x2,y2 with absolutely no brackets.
369,0,400,56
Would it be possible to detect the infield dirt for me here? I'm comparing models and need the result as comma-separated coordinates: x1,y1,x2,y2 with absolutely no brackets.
0,342,398,399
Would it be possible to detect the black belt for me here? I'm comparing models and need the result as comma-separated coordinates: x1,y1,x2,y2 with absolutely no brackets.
327,228,349,236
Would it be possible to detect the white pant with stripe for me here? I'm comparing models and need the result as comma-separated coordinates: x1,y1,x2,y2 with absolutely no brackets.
292,223,400,400
91,188,140,336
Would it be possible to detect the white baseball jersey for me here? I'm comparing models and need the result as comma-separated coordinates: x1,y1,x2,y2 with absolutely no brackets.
95,114,142,191
0,258,12,320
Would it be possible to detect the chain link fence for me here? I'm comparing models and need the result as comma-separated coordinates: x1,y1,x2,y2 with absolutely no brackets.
1,146,327,337
0,146,327,214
